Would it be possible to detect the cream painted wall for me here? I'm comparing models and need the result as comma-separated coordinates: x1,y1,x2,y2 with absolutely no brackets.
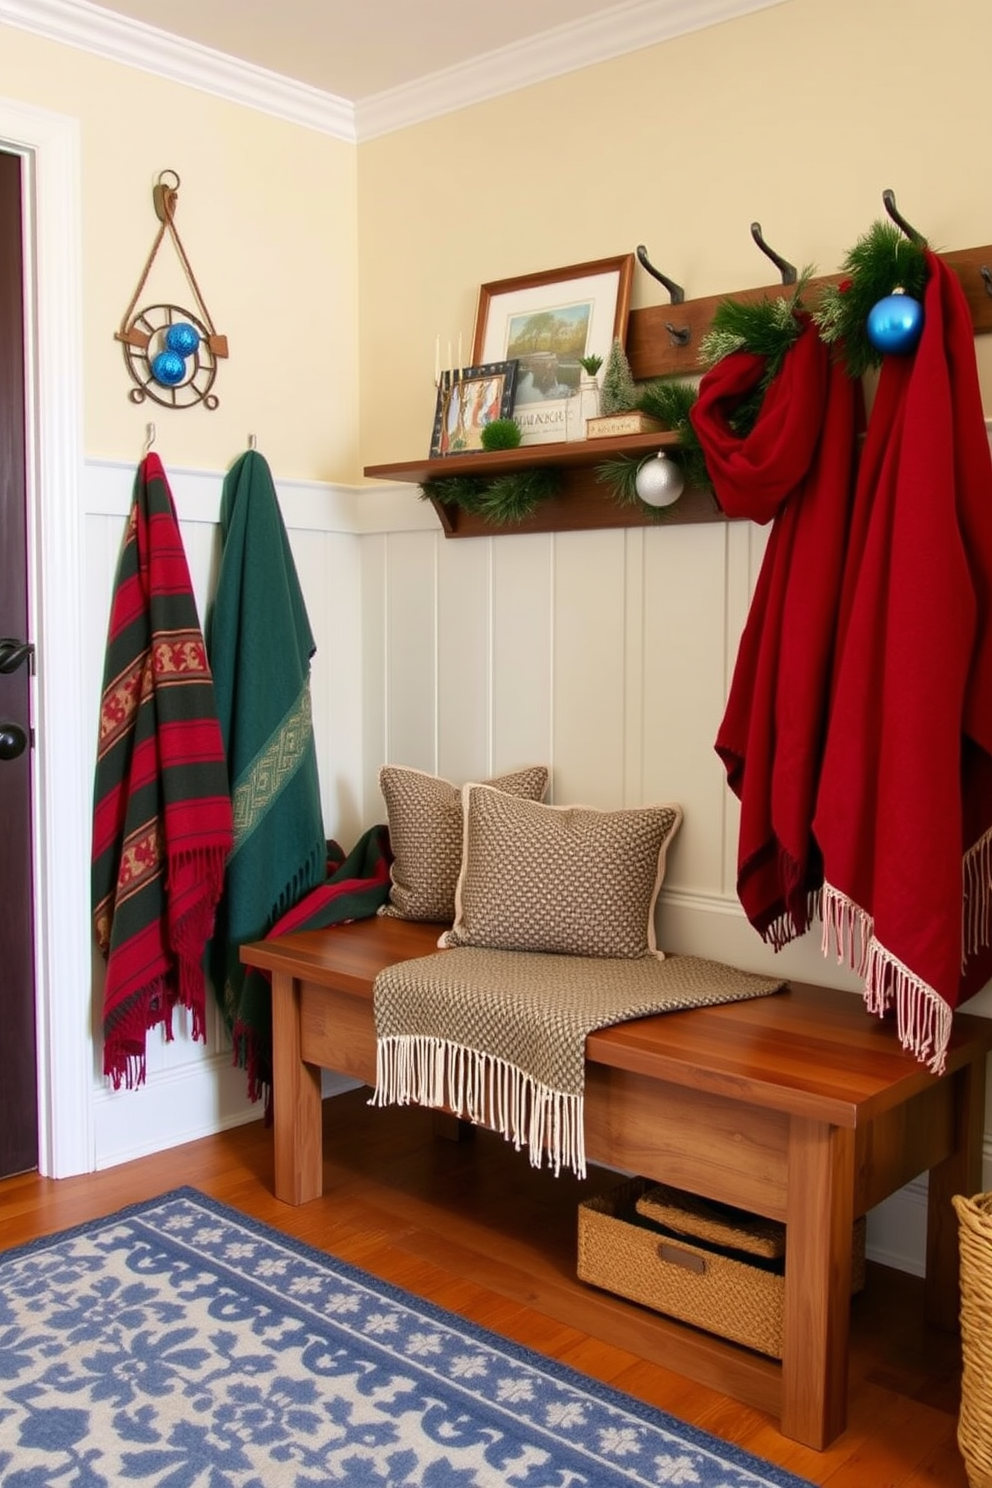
356,0,992,468
0,23,360,481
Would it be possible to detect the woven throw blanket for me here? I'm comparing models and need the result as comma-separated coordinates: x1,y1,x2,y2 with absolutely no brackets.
206,448,327,1102
92,453,233,1091
371,949,785,1178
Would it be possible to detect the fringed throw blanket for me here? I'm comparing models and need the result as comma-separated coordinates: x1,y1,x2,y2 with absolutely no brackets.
206,449,327,1101
371,949,785,1178
814,252,992,1073
690,318,861,949
92,454,233,1090
263,824,393,939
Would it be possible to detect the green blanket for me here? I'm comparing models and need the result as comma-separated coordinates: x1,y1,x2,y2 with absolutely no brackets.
206,449,326,1099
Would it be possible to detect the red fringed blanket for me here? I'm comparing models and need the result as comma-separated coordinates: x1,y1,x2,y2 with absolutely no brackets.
92,454,233,1090
815,252,992,1071
690,318,861,947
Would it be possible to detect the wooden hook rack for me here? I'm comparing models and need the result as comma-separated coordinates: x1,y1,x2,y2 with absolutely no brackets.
627,242,992,382
366,197,992,540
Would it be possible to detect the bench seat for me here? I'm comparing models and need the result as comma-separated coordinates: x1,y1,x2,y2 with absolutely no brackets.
242,914,992,1450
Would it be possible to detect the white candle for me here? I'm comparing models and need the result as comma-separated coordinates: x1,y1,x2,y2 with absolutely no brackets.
457,332,463,373
447,341,452,385
434,334,440,384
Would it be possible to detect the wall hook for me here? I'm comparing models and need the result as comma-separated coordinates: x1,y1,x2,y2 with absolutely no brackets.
635,245,685,305
143,421,156,455
882,188,925,244
750,222,797,285
981,266,992,299
248,433,257,449
665,322,692,347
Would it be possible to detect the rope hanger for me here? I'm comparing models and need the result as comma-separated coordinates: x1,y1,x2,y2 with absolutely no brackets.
115,169,229,410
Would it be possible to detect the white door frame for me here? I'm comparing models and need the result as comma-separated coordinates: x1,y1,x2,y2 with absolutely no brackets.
2,96,91,1177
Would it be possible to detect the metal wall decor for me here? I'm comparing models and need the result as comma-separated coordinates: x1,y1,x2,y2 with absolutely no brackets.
115,170,229,410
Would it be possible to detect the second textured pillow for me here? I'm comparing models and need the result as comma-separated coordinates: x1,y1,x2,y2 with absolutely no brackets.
440,786,683,958
379,764,549,923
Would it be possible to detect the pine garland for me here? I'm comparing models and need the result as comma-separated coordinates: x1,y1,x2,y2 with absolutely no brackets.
420,467,562,525
420,474,490,514
481,468,560,525
634,379,709,494
813,220,928,379
699,275,812,375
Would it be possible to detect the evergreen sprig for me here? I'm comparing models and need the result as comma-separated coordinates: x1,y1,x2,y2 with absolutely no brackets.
634,378,709,493
593,454,685,520
700,271,813,380
813,221,928,379
419,467,562,525
419,474,490,513
481,468,561,524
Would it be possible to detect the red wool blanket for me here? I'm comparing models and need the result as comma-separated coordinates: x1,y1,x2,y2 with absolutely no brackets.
815,252,992,1071
690,318,861,947
92,454,233,1090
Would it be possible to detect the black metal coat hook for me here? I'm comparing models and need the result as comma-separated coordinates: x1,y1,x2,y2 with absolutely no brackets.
635,245,690,346
882,188,925,244
981,266,992,299
635,245,685,304
750,222,797,285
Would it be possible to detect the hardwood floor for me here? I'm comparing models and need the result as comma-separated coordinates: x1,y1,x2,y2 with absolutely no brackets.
0,1086,969,1487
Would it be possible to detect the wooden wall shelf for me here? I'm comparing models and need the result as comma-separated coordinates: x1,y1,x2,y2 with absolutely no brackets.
363,430,724,539
364,233,992,539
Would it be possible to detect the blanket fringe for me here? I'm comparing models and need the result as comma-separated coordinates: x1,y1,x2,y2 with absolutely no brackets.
821,882,951,1075
964,825,992,958
370,1035,586,1179
762,888,823,952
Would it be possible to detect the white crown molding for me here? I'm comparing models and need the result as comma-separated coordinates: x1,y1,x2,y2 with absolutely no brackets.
1,0,786,143
0,0,357,142
357,0,788,140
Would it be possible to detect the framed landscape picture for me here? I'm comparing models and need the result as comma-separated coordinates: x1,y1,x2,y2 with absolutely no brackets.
430,359,518,458
471,255,635,446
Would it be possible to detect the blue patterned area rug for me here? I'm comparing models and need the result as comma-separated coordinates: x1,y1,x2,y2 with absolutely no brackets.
0,1188,815,1487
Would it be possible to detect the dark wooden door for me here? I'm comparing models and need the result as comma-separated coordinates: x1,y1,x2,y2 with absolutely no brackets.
0,147,39,1177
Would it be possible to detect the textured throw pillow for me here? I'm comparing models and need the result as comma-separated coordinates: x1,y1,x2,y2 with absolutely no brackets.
379,764,549,923
440,786,683,958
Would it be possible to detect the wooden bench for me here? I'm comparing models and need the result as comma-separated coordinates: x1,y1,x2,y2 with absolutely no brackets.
241,915,992,1451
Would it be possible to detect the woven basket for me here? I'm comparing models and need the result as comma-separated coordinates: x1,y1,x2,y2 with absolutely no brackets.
635,1183,785,1259
578,1177,866,1360
954,1191,992,1488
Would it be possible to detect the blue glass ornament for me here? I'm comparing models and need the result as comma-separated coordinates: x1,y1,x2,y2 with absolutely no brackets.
150,349,187,386
166,321,200,357
866,292,924,355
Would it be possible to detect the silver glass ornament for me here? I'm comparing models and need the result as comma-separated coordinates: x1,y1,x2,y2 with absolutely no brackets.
635,452,685,508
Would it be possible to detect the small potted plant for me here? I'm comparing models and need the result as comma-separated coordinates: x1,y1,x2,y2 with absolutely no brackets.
568,354,605,440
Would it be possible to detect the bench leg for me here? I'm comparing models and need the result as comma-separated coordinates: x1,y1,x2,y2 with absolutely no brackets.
926,1056,987,1330
781,1116,855,1449
271,971,323,1204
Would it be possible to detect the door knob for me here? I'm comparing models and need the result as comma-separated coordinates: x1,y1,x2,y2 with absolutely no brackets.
0,722,28,759
0,638,34,675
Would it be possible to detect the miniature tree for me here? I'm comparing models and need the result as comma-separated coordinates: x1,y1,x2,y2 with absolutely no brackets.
599,338,637,414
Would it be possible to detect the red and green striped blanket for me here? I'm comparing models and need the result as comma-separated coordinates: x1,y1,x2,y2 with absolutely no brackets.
92,454,233,1090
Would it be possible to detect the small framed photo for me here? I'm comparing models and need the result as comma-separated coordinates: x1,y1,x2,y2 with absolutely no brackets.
471,255,634,445
430,359,519,458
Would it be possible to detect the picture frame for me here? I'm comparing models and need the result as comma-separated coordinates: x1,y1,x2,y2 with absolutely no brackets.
430,359,519,458
471,254,635,446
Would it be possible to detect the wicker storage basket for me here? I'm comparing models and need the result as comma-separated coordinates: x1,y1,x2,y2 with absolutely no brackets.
578,1177,866,1360
635,1183,786,1259
953,1191,992,1488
